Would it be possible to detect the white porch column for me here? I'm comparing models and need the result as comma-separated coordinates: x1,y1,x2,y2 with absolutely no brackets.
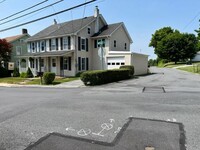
71,36,75,50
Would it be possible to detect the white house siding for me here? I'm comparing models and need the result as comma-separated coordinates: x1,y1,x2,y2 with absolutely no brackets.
109,25,131,52
131,53,148,75
192,52,200,62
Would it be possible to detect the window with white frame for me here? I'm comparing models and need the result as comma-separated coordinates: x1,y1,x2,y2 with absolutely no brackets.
81,58,86,70
31,42,36,52
30,59,35,68
81,38,86,50
95,39,105,48
16,46,22,55
40,40,46,52
51,39,56,51
88,27,91,34
63,37,68,50
63,57,68,70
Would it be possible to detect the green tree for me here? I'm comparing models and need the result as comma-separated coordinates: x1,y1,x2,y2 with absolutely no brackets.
150,27,198,63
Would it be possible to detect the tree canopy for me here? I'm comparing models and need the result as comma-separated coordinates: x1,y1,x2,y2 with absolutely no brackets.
0,39,12,64
149,27,199,63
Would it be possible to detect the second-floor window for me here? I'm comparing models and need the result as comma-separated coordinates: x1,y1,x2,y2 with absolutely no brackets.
94,39,105,48
31,42,36,53
16,46,22,55
81,38,86,50
51,39,56,51
63,37,68,50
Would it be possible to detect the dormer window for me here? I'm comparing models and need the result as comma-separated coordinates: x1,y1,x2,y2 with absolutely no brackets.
88,27,91,34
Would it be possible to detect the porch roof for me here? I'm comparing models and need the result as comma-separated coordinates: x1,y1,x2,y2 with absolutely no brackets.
17,50,74,58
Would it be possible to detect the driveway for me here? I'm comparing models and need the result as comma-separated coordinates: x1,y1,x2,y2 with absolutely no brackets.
0,67,200,150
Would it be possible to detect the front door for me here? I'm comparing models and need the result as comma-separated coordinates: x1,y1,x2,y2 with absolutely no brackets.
51,57,57,74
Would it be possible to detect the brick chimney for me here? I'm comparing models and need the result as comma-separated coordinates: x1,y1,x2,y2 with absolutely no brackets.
22,28,28,34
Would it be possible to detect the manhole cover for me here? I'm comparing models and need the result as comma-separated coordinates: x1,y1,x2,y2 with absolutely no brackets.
142,87,166,93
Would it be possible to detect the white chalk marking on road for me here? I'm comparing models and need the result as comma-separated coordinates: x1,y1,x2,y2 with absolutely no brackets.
114,127,122,134
110,119,115,123
66,127,76,131
92,123,113,137
77,129,91,136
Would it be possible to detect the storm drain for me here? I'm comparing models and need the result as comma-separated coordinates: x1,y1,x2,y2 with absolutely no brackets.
142,86,166,93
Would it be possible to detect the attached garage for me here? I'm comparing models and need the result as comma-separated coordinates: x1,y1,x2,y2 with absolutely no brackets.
107,51,148,75
107,56,125,69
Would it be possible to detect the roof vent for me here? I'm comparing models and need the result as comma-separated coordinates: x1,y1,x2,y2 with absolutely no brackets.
53,19,57,25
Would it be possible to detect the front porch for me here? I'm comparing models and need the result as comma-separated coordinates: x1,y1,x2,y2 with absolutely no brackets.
17,50,76,77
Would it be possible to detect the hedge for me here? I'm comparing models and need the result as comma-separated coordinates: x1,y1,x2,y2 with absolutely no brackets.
119,65,134,76
43,72,55,85
80,69,130,86
0,67,10,78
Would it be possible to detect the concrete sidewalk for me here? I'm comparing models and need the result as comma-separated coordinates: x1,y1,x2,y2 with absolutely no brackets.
0,79,85,88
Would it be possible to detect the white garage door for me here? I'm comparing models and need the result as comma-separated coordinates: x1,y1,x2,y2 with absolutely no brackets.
107,57,125,69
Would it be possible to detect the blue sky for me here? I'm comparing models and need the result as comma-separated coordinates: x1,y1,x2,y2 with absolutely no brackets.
0,0,200,59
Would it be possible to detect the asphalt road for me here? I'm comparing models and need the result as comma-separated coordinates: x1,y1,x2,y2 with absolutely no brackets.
0,67,200,150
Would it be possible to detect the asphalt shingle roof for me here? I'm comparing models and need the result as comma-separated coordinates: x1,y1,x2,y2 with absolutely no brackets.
27,16,95,41
4,34,25,42
92,22,122,37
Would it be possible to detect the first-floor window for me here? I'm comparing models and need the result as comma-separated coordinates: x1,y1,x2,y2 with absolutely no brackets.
82,58,85,70
78,57,89,71
63,57,68,70
52,59,56,67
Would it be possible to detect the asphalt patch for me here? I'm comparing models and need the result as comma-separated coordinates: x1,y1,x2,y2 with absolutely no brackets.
25,117,186,150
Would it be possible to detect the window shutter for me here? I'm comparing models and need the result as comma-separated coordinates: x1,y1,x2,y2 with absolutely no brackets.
68,36,71,50
78,57,81,71
60,57,63,70
94,40,97,48
86,58,89,70
68,57,71,70
56,38,58,50
86,38,89,52
60,37,63,50
78,37,81,51
49,39,51,51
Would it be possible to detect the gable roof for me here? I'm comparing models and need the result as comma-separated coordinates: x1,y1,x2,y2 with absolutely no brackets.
92,22,133,43
27,16,97,41
92,23,122,37
4,34,26,43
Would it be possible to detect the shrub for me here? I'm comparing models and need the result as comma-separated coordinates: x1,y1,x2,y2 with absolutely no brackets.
26,67,33,78
20,72,27,78
80,69,130,86
13,68,20,77
43,72,55,85
75,71,85,77
0,67,10,78
120,65,134,76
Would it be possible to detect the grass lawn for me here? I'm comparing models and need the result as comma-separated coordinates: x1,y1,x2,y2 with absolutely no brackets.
0,77,79,85
178,65,200,74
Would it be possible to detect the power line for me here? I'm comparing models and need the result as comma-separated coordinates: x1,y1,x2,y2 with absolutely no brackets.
0,0,6,4
0,0,63,25
0,0,48,22
183,11,200,30
0,0,96,32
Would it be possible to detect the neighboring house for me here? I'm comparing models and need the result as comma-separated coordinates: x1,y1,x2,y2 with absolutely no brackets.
19,6,148,76
192,52,200,62
4,29,30,71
